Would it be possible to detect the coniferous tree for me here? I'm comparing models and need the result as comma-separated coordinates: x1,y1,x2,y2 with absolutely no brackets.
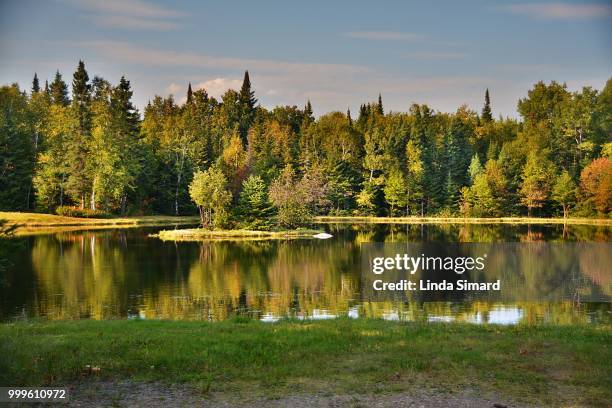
238,70,257,140
304,100,313,121
65,60,92,209
187,82,193,104
49,70,69,106
0,85,34,210
482,88,492,122
347,108,352,126
31,73,40,94
237,175,274,230
377,94,384,115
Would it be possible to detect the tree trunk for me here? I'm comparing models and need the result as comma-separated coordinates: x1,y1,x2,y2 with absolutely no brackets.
90,179,96,211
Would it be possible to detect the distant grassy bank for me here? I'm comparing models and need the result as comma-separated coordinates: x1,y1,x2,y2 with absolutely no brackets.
0,319,609,406
316,215,612,226
0,212,199,235
156,228,323,241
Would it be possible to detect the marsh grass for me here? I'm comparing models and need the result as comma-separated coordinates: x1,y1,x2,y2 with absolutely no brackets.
0,319,609,406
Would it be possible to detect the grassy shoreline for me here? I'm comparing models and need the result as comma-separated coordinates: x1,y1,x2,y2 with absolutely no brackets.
156,228,323,241
0,212,200,227
316,215,612,226
0,319,609,406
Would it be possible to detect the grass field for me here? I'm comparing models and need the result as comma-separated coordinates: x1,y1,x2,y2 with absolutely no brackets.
0,319,609,407
0,212,199,235
316,215,612,226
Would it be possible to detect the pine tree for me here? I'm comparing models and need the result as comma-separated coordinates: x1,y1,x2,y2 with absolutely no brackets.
238,71,257,140
237,175,274,230
49,70,69,106
347,108,352,126
187,82,193,104
377,94,384,115
63,61,92,209
304,100,313,119
482,88,492,122
31,73,40,94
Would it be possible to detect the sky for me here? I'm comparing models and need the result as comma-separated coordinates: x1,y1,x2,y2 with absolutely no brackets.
1,0,611,118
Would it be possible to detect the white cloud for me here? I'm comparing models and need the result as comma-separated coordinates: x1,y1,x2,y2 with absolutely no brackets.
63,0,184,18
78,41,369,76
194,78,243,98
63,0,184,31
165,82,182,95
84,15,180,31
498,3,612,20
344,31,424,42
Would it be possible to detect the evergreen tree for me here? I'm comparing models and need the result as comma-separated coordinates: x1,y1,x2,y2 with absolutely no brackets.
482,88,492,122
237,175,274,230
238,70,257,140
31,73,40,94
65,60,92,209
443,112,473,209
49,70,69,106
377,94,384,115
0,85,34,210
347,108,352,126
304,100,314,121
187,82,193,104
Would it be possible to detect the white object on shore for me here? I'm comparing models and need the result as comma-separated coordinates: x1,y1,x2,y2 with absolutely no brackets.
313,232,333,239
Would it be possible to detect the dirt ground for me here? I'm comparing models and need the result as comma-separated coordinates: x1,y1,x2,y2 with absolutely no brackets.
60,380,526,408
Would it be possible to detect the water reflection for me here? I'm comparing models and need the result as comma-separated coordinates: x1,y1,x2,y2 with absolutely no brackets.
0,223,610,324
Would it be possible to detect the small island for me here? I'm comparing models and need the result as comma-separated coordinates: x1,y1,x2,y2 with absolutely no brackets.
156,228,324,241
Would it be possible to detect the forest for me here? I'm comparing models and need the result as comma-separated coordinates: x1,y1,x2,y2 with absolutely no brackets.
0,60,610,229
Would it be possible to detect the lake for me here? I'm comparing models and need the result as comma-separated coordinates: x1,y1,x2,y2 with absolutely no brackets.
1,223,610,324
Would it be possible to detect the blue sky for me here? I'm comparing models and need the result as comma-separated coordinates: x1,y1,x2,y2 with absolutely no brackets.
1,0,610,117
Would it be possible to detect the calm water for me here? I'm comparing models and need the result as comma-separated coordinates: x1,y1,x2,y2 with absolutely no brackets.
1,223,610,324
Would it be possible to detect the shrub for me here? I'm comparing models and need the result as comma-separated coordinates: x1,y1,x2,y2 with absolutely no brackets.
55,206,112,218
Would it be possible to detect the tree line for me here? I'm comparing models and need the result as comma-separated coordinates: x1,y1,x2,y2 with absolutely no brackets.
0,61,610,228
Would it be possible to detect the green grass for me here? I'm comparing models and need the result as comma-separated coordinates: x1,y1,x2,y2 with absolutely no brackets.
0,212,199,235
156,228,323,241
0,319,609,406
316,215,612,226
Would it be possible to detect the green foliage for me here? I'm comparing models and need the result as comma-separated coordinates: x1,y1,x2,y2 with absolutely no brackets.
189,167,232,229
236,175,274,230
0,85,35,211
269,165,312,228
520,152,555,216
552,171,577,218
55,205,112,218
481,89,492,123
49,70,69,106
384,170,407,215
0,63,610,220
